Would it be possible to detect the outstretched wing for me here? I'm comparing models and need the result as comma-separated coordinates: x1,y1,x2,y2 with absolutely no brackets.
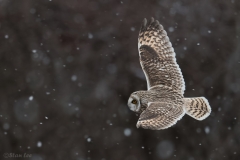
138,18,185,94
136,102,185,130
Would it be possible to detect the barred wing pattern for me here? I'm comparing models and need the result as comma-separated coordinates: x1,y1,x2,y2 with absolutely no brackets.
138,18,185,94
137,102,185,130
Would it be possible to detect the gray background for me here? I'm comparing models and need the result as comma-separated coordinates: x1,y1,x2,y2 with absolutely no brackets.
0,0,240,160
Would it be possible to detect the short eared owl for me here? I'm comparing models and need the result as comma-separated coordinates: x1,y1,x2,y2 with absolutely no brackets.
127,18,211,130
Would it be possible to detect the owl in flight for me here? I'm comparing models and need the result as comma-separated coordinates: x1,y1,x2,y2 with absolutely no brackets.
127,18,211,130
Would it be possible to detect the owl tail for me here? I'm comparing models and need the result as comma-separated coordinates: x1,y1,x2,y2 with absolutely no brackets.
183,97,211,120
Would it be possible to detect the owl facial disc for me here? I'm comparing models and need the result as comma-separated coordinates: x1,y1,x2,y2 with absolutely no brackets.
127,94,141,112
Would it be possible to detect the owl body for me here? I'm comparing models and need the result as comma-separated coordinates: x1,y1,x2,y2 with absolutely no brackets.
127,18,211,130
128,85,184,114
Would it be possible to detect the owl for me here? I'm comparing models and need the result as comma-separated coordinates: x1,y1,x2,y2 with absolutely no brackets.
127,18,211,130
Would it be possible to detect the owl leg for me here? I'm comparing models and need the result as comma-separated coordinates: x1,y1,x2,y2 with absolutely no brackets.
183,97,211,120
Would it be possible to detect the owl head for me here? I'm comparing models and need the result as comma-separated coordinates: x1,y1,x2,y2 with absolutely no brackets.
127,93,141,112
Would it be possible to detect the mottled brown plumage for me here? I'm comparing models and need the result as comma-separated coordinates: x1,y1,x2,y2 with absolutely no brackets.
127,18,211,130
138,17,185,93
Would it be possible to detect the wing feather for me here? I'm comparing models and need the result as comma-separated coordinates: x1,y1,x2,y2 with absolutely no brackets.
138,18,185,94
137,102,185,130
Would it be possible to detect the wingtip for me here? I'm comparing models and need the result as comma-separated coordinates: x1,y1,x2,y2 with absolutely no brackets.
139,17,163,35
142,18,147,27
150,17,154,24
141,17,162,29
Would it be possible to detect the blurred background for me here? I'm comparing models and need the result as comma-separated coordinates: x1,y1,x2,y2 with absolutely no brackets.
0,0,240,160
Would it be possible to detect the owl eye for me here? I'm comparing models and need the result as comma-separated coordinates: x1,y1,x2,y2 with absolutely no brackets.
131,99,137,104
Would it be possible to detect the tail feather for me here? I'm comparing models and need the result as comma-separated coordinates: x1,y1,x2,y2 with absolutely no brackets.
183,97,211,120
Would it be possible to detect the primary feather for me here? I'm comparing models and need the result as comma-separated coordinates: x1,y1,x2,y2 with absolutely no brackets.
138,17,185,94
